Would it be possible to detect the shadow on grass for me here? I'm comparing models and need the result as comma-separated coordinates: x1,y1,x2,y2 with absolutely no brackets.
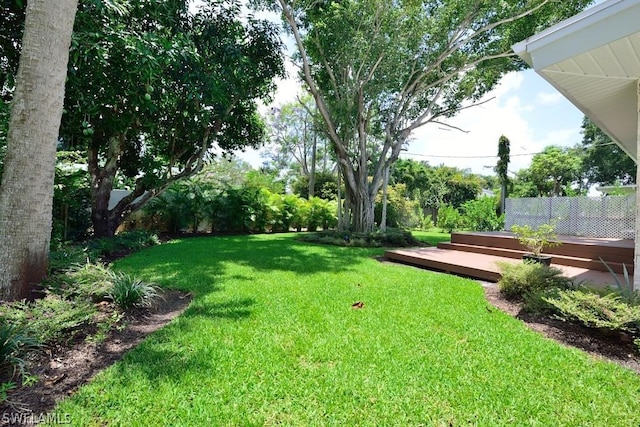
183,298,255,321
117,234,372,298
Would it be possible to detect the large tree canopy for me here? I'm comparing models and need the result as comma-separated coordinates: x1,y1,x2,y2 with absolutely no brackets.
1,0,285,238
58,0,285,237
511,145,584,197
580,116,636,187
257,0,592,231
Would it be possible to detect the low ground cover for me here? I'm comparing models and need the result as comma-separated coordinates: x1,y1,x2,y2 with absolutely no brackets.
48,234,640,426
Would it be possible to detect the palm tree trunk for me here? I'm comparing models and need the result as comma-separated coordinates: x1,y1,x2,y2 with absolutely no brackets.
0,0,78,300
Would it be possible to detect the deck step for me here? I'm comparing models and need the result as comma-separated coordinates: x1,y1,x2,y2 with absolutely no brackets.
438,242,634,274
384,247,503,282
449,232,633,264
384,231,634,285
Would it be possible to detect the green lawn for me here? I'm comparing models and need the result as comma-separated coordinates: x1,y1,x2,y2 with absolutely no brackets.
411,230,451,246
52,234,640,426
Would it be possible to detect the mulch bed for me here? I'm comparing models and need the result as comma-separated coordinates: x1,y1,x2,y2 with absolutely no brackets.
0,290,192,422
482,282,640,373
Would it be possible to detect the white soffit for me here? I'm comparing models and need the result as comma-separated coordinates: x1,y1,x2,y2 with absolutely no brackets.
513,0,640,161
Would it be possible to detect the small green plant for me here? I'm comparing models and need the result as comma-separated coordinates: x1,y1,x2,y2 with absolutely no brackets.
497,261,573,308
511,222,561,257
0,322,40,382
107,273,160,310
0,381,16,403
600,258,640,305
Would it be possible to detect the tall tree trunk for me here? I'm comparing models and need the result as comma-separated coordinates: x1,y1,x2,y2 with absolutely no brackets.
0,0,78,300
309,133,317,198
380,164,390,232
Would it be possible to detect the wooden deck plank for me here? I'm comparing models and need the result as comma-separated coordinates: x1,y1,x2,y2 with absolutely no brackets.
384,246,630,287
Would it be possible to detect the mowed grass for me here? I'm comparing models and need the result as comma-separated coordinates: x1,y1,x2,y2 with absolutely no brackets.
52,234,640,426
411,230,451,246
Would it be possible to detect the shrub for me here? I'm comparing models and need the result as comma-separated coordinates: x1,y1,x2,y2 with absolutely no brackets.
307,197,337,231
461,196,504,232
107,272,160,311
375,184,421,229
544,289,640,335
436,204,463,232
298,228,419,248
497,261,573,306
417,212,433,231
0,322,40,382
87,230,160,258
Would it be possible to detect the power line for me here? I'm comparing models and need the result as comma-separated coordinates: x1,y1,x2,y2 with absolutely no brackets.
402,141,620,160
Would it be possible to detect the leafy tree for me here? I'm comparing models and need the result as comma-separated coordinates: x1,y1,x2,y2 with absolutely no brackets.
262,95,334,196
580,116,636,186
56,0,285,237
526,146,584,196
292,172,339,200
258,0,593,232
0,0,78,300
510,168,540,198
391,159,482,222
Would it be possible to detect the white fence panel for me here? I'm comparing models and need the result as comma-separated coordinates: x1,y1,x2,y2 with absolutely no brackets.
505,195,635,239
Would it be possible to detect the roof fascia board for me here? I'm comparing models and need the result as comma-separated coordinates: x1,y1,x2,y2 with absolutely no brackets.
513,0,640,70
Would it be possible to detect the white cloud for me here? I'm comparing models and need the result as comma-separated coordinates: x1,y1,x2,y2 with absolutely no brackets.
403,71,583,176
536,92,564,106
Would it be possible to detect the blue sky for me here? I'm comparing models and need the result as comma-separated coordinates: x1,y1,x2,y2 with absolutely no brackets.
234,1,601,177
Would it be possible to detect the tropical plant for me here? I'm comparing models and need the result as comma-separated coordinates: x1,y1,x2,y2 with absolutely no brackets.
107,272,160,311
600,258,640,305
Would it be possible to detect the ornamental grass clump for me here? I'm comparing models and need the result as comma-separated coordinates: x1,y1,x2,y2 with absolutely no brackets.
0,322,40,382
107,272,160,311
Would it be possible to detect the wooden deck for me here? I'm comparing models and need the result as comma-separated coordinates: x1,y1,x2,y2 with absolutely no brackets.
385,232,634,286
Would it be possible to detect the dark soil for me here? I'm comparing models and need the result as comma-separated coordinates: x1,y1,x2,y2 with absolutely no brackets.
482,282,640,374
0,289,192,422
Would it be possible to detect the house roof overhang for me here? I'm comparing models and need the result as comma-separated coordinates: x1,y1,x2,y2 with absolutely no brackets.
512,0,640,162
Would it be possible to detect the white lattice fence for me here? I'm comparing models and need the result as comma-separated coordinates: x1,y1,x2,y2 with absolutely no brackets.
505,196,635,239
